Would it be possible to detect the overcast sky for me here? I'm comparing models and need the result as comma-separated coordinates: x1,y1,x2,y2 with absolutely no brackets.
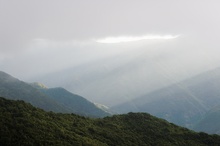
1,0,220,51
1,1,220,104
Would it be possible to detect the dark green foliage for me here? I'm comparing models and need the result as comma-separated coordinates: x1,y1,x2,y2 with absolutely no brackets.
0,97,106,146
1,97,220,146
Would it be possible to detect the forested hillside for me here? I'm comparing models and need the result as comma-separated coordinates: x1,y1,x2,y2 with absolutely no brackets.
1,97,220,146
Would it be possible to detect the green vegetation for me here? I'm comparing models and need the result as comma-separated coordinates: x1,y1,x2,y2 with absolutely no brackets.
1,97,220,146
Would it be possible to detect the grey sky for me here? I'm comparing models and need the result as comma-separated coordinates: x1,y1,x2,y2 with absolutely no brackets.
1,0,219,51
1,0,220,105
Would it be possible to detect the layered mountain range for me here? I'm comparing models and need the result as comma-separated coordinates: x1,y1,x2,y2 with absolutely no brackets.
112,67,220,133
1,69,220,134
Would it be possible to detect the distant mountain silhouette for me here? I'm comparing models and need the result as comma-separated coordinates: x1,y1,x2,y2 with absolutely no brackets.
0,71,67,112
112,67,220,129
32,83,110,117
193,104,220,134
0,71,109,117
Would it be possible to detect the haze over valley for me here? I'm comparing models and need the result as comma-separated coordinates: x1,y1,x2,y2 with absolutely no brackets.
1,1,220,107
1,1,220,144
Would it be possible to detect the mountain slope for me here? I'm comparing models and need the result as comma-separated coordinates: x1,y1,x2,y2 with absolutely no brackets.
0,71,67,112
34,85,110,117
34,42,204,107
193,105,220,134
1,97,220,146
0,71,109,117
112,67,220,128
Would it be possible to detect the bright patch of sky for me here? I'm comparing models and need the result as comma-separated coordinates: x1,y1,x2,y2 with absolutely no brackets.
96,35,180,43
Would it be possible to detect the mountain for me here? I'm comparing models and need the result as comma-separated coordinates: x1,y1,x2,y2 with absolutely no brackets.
0,71,109,117
0,71,67,112
31,83,110,117
193,105,220,134
1,97,220,146
112,67,220,128
33,42,208,107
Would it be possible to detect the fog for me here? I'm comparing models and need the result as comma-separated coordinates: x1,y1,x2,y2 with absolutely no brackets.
1,0,220,106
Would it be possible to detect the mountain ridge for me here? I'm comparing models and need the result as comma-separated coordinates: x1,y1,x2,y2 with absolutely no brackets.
193,104,220,134
0,71,67,113
36,86,110,117
0,71,109,117
1,96,220,146
112,67,220,129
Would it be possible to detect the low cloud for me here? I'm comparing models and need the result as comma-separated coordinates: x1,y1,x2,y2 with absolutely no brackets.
1,1,220,104
96,35,180,43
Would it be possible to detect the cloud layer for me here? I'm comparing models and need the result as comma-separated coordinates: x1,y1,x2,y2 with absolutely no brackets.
1,1,220,105
96,35,179,43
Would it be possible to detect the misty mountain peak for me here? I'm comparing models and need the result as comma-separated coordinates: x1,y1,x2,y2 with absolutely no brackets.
0,71,19,82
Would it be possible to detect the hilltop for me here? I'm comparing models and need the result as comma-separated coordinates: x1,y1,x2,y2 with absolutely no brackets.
1,97,220,146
